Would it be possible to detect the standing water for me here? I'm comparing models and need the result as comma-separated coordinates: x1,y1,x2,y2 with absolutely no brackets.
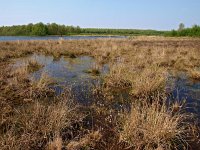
13,54,200,118
0,36,126,41
13,54,109,105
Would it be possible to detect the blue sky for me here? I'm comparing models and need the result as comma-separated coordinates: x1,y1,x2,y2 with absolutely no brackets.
0,0,200,30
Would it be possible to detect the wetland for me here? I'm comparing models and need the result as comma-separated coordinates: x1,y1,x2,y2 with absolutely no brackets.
1,37,200,149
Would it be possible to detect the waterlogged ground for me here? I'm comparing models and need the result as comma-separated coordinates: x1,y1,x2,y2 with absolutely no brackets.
12,54,200,118
13,54,109,104
1,37,200,149
167,72,200,118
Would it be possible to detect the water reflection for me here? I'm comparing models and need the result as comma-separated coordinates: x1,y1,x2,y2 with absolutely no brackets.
167,72,200,118
13,55,200,118
13,54,109,104
0,35,126,41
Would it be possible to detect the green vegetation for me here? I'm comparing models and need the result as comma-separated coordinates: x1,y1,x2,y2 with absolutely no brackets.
0,22,81,36
0,22,165,36
81,28,165,36
1,22,200,37
167,24,200,37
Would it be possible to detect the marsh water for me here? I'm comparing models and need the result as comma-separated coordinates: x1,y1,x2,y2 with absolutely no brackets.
167,72,200,117
0,36,125,41
13,54,200,118
13,54,109,105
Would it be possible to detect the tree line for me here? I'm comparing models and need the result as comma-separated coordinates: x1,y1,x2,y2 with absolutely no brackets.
0,23,81,36
0,22,165,36
81,28,165,36
1,22,199,37
166,23,200,37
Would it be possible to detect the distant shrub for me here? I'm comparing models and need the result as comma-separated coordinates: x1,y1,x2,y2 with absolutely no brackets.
167,25,200,37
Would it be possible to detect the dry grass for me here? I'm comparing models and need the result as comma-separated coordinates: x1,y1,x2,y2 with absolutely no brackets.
12,62,29,78
104,62,132,89
31,72,55,96
0,93,80,150
188,68,200,80
27,58,44,73
66,131,102,149
131,66,166,96
118,97,193,150
7,64,54,101
1,37,200,149
0,61,88,149
0,37,200,65
103,64,166,98
11,57,43,77
46,135,62,150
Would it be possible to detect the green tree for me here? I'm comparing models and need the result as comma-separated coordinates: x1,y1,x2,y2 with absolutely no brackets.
31,23,47,36
47,23,59,35
58,25,66,36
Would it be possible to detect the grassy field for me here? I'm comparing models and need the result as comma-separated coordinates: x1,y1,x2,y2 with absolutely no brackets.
0,36,200,149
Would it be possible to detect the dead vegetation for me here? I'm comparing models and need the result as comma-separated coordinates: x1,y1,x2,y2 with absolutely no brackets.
118,96,191,150
0,94,82,150
189,68,200,80
0,36,200,149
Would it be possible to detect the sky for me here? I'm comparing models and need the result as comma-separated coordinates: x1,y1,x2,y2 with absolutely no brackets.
0,0,200,30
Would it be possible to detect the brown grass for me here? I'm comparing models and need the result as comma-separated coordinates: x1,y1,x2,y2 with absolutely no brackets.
0,93,80,150
103,64,166,98
66,131,102,149
31,72,55,96
46,135,62,150
132,66,166,96
118,97,193,150
27,58,44,73
189,68,200,80
1,37,200,149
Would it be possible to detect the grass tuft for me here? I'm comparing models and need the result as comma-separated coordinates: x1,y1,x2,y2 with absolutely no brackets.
0,93,81,150
27,58,43,73
189,68,200,80
118,97,192,150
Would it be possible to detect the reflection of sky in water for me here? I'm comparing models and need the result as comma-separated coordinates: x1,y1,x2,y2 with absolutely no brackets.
0,36,126,41
13,55,200,117
13,54,109,105
167,72,200,118
34,55,108,82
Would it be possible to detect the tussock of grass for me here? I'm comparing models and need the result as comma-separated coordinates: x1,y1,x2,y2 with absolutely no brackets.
46,135,62,150
104,64,166,97
66,131,102,149
131,66,166,96
189,69,200,80
118,97,192,150
1,65,54,106
104,63,132,89
84,69,100,75
12,62,29,78
84,63,102,76
174,58,194,71
68,53,77,58
32,72,53,89
12,58,43,77
30,73,55,98
27,58,43,73
0,94,80,150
